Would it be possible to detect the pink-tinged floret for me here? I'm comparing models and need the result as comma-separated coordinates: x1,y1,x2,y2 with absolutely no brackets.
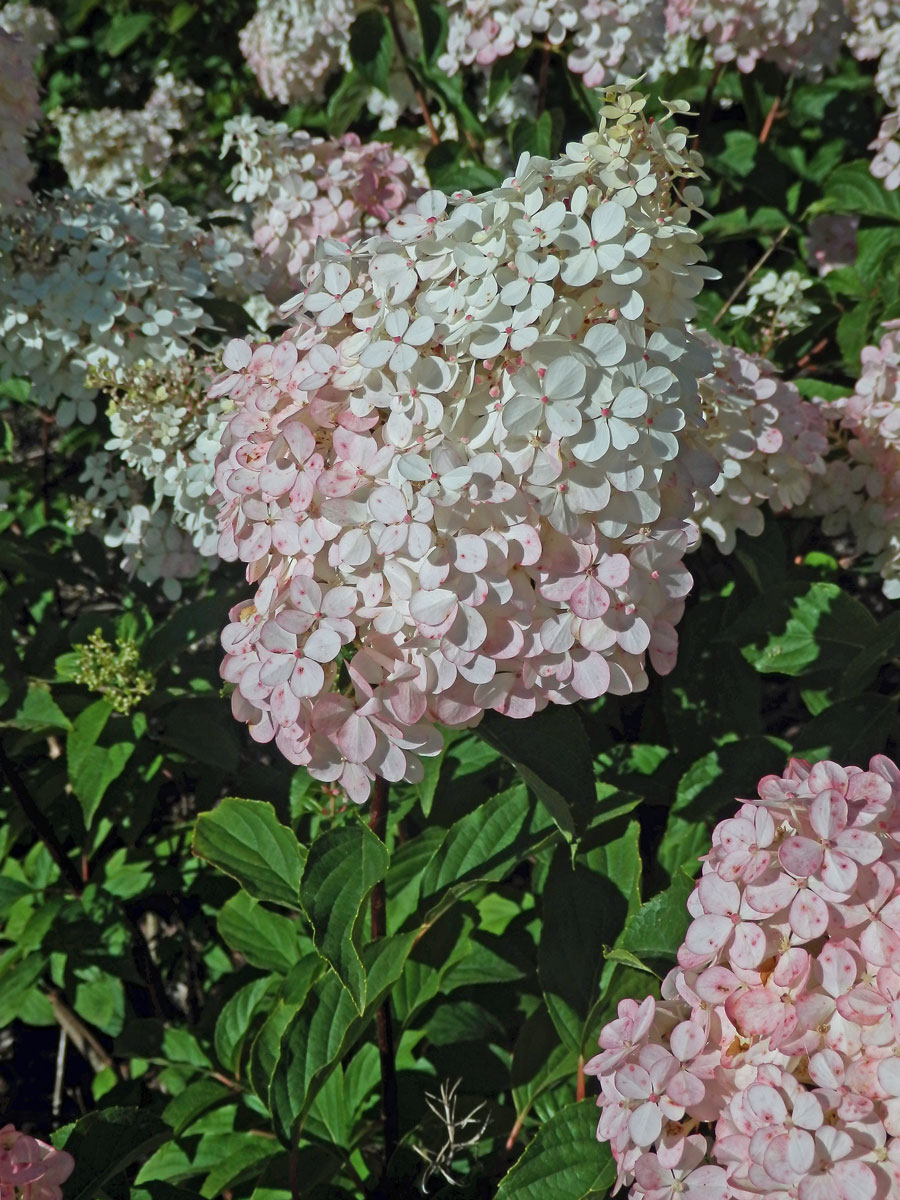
588,752,900,1200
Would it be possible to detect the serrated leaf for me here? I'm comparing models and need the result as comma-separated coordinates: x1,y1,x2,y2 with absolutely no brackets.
193,798,306,910
200,1140,279,1197
214,977,274,1074
794,694,899,764
163,1079,231,1138
417,785,554,920
478,705,596,839
300,823,389,1012
822,160,900,222
269,932,416,1138
841,611,900,695
620,870,695,966
217,892,302,974
54,1108,169,1200
67,699,134,826
495,1101,615,1200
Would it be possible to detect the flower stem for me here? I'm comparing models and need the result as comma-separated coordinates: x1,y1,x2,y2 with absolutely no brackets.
369,775,399,1173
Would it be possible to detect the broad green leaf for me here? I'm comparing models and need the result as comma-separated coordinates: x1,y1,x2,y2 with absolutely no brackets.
66,699,134,825
300,823,390,1012
9,684,71,732
794,695,900,764
214,977,274,1074
424,140,502,193
0,952,46,1026
478,705,597,839
54,1108,169,1200
417,785,554,918
840,610,900,696
539,827,639,1053
620,870,695,966
200,1140,280,1198
269,932,416,1138
729,581,875,677
822,160,900,222
217,892,302,974
326,70,369,136
410,0,449,64
495,1101,615,1200
837,297,879,371
103,12,153,55
348,8,394,91
163,1079,232,1138
511,1008,579,1127
193,798,306,910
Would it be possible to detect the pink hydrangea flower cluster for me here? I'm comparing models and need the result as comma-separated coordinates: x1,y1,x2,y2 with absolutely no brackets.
665,0,848,76
211,90,716,803
806,214,859,277
806,321,900,598
683,336,829,553
222,116,423,302
0,1124,74,1200
587,753,900,1200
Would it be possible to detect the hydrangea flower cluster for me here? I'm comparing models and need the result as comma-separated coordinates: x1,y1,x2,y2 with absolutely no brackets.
806,320,900,598
53,70,202,196
730,268,821,348
806,214,859,277
222,116,423,301
684,336,829,553
0,5,55,210
870,109,900,192
238,0,356,104
441,0,670,89
83,356,226,596
212,89,716,802
664,0,848,76
587,752,900,1200
0,1123,74,1200
0,189,254,426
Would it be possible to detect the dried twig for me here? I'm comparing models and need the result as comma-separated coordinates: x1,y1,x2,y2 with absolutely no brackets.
712,225,791,325
413,1079,490,1192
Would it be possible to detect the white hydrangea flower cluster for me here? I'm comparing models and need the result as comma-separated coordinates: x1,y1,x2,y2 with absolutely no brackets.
0,189,255,426
806,321,900,597
440,0,669,88
0,5,55,210
665,0,848,77
212,89,718,803
222,116,424,302
730,268,821,346
54,71,202,196
870,108,900,190
681,335,829,553
238,0,357,104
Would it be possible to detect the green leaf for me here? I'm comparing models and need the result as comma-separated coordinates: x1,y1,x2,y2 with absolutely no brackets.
837,297,879,371
841,611,900,695
200,1140,279,1197
325,70,369,136
103,12,153,55
269,932,416,1137
348,8,394,91
424,140,503,193
193,798,306,911
538,843,634,1053
300,823,390,1012
410,0,448,64
417,785,554,918
166,2,196,32
794,694,899,764
620,870,695,967
214,977,274,1074
729,581,876,678
510,112,553,160
54,1108,169,1200
822,160,900,222
9,684,71,732
495,1101,616,1199
67,700,134,826
217,892,302,974
163,1079,232,1138
478,705,597,839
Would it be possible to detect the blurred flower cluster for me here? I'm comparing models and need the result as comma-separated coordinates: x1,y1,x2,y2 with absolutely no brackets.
0,1123,74,1200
